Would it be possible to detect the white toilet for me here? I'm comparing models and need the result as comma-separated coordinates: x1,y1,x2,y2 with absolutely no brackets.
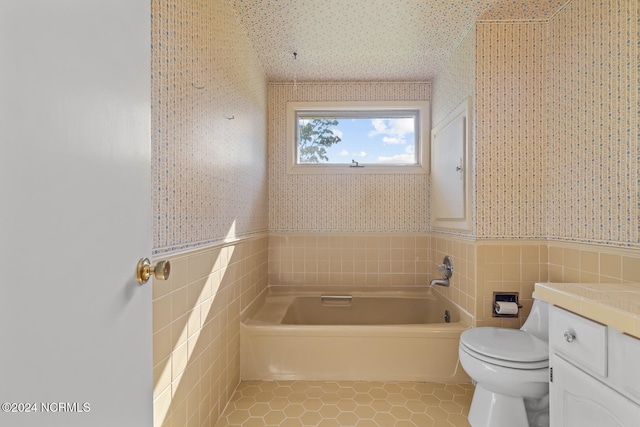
459,298,550,427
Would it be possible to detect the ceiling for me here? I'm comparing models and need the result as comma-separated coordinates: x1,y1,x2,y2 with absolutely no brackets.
229,0,568,82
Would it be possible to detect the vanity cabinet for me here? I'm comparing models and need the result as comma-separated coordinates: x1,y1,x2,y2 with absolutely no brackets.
549,306,640,426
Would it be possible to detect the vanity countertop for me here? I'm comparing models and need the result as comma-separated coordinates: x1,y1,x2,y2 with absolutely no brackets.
534,282,640,339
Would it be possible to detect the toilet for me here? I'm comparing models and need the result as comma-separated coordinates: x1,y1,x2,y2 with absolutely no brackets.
459,298,550,427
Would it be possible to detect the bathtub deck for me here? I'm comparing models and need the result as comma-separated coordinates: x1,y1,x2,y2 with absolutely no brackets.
214,381,473,427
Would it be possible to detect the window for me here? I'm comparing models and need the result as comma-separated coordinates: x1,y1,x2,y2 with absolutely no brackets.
286,101,429,174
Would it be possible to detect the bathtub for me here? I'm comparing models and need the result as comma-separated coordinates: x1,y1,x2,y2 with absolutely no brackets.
240,286,472,382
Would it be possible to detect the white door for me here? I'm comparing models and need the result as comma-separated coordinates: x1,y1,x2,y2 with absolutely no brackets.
0,1,153,426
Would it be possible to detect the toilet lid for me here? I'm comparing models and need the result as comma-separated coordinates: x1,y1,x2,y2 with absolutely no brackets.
460,327,548,363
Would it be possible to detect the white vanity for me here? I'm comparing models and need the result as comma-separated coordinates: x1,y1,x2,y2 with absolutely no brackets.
535,283,640,427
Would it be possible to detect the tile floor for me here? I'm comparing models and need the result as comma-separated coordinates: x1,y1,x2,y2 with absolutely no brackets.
214,381,474,427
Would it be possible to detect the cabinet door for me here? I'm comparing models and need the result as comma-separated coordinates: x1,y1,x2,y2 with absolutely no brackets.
430,97,472,230
550,355,640,426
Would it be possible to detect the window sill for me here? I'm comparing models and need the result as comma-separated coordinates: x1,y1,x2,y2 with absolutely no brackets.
287,164,428,175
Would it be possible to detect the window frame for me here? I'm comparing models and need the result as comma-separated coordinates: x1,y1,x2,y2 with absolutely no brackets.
286,101,430,174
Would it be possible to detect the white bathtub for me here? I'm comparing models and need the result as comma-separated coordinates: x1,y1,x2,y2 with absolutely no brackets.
240,286,472,382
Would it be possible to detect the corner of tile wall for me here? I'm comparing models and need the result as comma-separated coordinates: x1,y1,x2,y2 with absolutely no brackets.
429,233,477,321
474,240,548,328
152,234,268,427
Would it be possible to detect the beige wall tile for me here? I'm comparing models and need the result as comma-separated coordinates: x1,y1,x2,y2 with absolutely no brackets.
563,267,581,283
600,253,622,281
153,294,172,332
521,263,541,283
563,248,581,270
548,264,564,282
623,255,640,283
153,326,173,367
521,245,540,263
580,250,600,275
549,246,564,266
152,236,268,427
502,264,521,282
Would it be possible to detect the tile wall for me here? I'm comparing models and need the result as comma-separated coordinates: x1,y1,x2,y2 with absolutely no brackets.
268,233,431,288
151,1,269,426
267,233,476,320
150,1,638,425
266,0,638,328
470,21,550,325
474,1,636,326
547,242,640,285
429,236,476,318
265,82,474,318
475,241,549,327
429,26,479,321
152,235,268,427
266,82,443,315
431,0,638,326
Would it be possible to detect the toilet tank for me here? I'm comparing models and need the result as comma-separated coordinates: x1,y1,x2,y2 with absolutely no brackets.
521,299,549,343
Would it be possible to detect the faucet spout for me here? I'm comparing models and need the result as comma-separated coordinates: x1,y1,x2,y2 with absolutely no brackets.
429,278,450,287
429,256,453,287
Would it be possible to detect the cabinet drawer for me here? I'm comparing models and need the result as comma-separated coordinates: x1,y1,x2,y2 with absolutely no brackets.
609,329,640,405
550,306,607,377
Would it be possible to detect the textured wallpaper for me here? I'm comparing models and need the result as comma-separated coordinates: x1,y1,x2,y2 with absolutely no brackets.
430,28,477,238
228,0,568,83
546,0,638,247
268,82,431,233
479,0,569,20
151,0,268,255
431,29,476,128
150,0,638,253
475,21,548,240
473,0,638,248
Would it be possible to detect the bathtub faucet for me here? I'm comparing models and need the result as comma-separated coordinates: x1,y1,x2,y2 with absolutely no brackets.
429,278,450,287
429,255,453,287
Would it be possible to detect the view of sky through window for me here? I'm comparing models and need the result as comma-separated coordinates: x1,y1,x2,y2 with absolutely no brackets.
297,116,417,165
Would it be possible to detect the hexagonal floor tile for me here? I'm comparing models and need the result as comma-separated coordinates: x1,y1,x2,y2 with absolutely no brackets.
214,381,473,427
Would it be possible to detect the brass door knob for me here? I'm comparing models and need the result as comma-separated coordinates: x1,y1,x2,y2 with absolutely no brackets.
136,258,171,285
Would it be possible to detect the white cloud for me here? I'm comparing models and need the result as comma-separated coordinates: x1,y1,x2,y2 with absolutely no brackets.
331,128,343,139
382,136,402,145
368,119,389,136
368,118,414,145
339,150,366,158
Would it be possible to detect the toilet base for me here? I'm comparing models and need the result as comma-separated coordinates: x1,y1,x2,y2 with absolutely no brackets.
469,384,541,427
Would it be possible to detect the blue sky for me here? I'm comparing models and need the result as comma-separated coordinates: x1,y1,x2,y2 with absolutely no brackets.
302,117,416,164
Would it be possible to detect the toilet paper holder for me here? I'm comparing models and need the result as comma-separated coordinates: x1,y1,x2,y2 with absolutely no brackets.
492,292,523,318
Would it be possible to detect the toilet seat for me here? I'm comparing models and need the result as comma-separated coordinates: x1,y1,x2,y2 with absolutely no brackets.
460,327,549,369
